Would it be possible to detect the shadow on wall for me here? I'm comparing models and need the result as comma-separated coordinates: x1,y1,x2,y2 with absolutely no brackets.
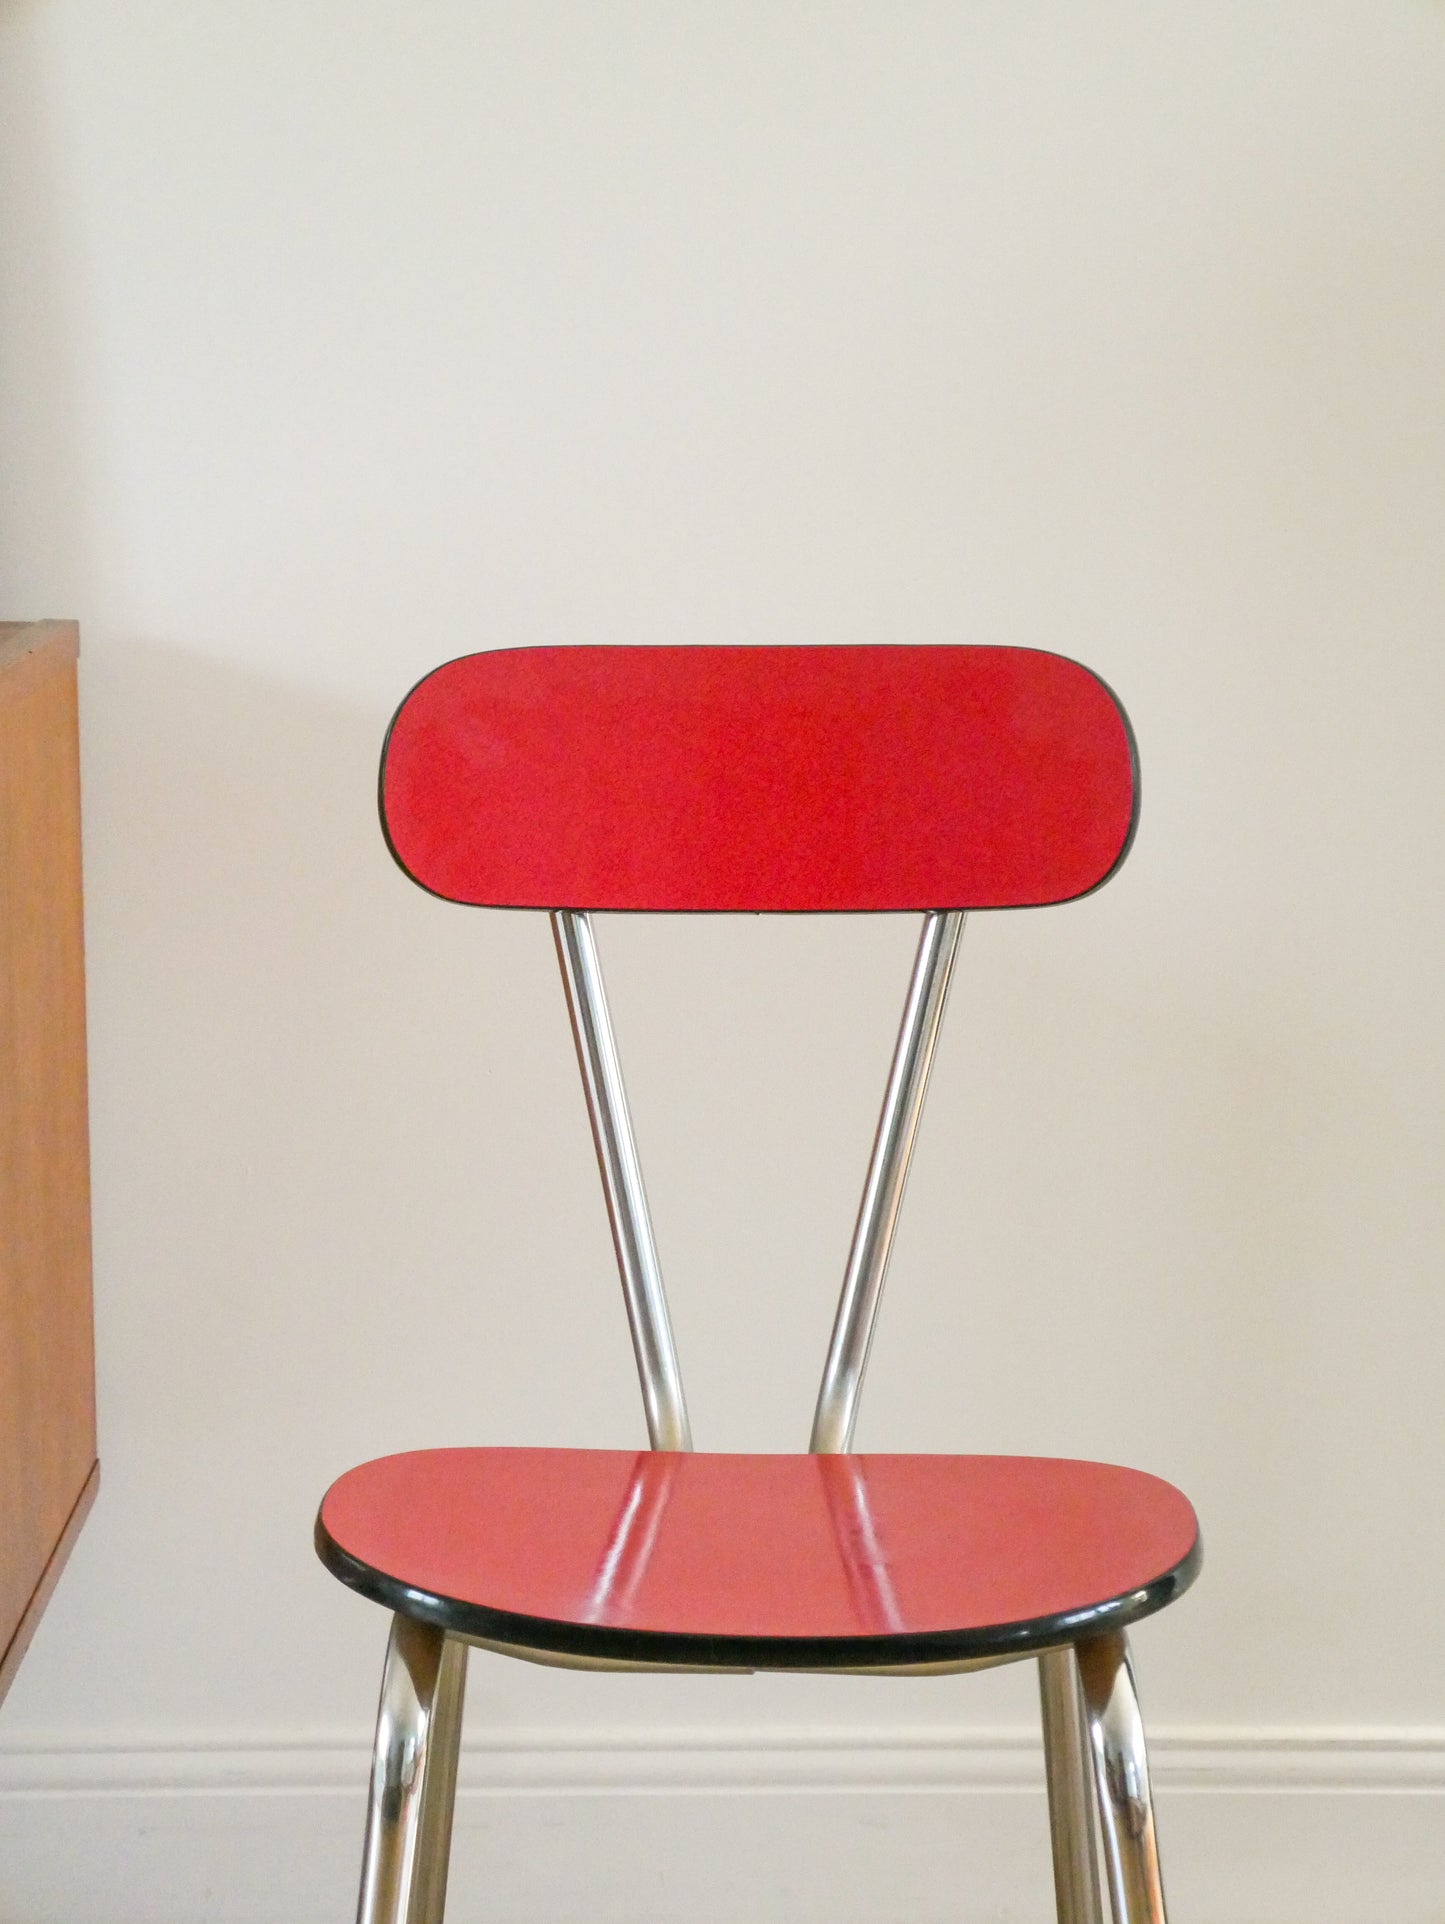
0,7,97,607
81,636,638,1456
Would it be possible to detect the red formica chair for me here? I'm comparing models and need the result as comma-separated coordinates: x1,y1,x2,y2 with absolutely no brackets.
317,645,1199,1924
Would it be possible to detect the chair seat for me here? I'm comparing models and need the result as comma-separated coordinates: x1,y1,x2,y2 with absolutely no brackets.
317,1448,1199,1669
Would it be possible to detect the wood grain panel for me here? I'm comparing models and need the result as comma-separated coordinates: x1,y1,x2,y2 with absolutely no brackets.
0,621,97,1704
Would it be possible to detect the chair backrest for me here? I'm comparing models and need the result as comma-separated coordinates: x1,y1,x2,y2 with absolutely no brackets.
379,645,1139,1455
379,645,1137,913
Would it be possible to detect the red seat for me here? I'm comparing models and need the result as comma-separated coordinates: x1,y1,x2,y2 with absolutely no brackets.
319,1448,1198,1668
322,644,1196,1924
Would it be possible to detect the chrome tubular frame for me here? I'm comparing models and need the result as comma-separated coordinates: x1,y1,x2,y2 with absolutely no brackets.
552,909,693,1453
1039,1647,1104,1924
1076,1632,1169,1924
356,1615,468,1924
810,909,965,1453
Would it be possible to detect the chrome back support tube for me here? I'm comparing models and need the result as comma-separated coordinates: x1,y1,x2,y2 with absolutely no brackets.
552,909,693,1452
809,910,965,1453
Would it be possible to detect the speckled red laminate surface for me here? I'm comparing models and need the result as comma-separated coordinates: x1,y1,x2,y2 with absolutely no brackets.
319,1449,1196,1645
380,645,1136,913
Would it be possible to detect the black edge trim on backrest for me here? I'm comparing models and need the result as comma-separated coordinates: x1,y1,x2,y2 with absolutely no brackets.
376,658,475,908
1063,657,1142,905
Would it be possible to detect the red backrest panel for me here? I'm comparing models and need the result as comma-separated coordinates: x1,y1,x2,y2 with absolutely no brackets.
380,646,1138,912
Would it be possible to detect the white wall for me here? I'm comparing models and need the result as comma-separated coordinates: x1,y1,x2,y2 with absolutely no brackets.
2,3,1444,1918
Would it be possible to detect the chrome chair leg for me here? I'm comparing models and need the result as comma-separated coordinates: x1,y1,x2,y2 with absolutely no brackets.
1075,1632,1168,1924
1039,1646,1103,1924
356,1614,468,1924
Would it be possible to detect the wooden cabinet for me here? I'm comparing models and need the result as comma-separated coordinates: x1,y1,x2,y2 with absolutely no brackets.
0,621,97,1707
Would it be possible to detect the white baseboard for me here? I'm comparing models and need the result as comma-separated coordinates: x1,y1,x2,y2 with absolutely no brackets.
1,1725,1442,1923
3,1720,1445,1794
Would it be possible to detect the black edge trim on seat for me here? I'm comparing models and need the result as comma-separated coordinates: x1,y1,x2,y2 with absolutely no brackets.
315,1512,1201,1670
